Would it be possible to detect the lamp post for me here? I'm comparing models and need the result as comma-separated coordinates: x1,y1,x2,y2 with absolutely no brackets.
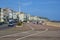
18,2,21,22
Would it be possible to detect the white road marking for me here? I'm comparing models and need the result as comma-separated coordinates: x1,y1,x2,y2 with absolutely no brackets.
0,23,47,40
27,23,34,30
16,29,48,40
0,30,32,38
0,23,35,38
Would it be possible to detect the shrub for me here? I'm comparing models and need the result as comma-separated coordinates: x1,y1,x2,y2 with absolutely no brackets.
17,22,23,26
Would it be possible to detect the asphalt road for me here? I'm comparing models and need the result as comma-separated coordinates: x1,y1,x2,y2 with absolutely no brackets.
0,23,60,40
0,24,9,30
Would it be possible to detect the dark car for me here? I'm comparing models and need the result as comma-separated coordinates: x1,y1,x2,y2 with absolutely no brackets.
8,19,14,27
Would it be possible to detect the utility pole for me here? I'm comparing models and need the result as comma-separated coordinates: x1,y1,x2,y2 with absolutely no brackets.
18,2,21,22
18,2,21,13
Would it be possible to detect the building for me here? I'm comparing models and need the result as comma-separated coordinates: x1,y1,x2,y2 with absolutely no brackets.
0,8,49,24
0,8,4,23
2,8,13,23
29,16,39,22
3,8,18,22
12,11,17,20
17,12,27,22
29,16,34,21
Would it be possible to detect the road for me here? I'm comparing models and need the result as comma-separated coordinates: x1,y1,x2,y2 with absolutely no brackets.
0,23,60,40
0,24,9,30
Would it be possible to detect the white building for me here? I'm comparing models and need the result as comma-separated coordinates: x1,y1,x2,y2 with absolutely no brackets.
29,16,38,21
6,8,13,19
3,8,18,20
29,16,33,21
26,14,31,21
12,11,17,20
17,12,27,22
0,8,4,22
2,8,13,19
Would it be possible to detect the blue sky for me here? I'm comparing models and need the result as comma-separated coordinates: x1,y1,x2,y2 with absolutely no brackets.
0,0,60,21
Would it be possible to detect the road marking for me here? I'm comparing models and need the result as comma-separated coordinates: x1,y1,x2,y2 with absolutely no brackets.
0,30,33,38
27,23,34,30
0,23,35,38
16,29,48,40
0,23,36,38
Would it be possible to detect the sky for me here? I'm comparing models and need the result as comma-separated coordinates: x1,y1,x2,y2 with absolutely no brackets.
0,0,60,21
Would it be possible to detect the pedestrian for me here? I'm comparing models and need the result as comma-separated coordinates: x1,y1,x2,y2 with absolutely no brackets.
37,21,38,24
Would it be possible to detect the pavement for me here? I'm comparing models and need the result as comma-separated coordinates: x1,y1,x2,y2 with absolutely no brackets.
0,22,60,40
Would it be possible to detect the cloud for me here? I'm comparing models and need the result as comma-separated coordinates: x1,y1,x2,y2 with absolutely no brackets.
22,2,32,6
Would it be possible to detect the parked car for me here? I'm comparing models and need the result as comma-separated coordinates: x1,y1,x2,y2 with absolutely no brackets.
0,22,4,25
8,19,14,27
